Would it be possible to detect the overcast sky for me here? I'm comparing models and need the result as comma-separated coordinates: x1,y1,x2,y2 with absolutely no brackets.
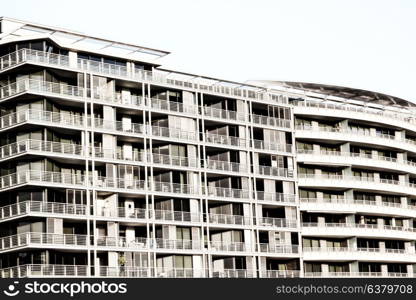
3,0,416,101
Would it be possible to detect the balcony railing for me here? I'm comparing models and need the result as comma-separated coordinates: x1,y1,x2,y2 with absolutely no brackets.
300,197,411,211
0,232,88,251
149,97,198,115
0,264,87,278
212,269,255,278
153,209,201,223
209,241,247,252
203,106,246,122
303,247,409,255
150,125,198,142
254,165,293,178
0,49,69,71
152,181,197,195
257,217,298,228
154,238,202,250
304,271,410,278
95,236,149,249
252,139,292,153
0,109,84,130
208,213,251,226
258,244,299,254
98,266,151,278
293,99,416,126
297,149,416,170
0,201,87,220
298,173,416,190
95,176,146,191
256,191,296,203
302,222,416,233
205,159,248,173
251,114,291,129
205,132,248,148
261,270,300,278
151,153,198,168
0,170,86,190
206,186,250,199
94,118,145,135
0,139,84,161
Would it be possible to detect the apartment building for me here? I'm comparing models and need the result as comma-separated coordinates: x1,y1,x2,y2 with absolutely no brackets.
0,17,414,278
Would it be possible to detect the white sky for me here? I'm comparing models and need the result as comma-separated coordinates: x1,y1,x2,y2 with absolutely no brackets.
3,0,416,101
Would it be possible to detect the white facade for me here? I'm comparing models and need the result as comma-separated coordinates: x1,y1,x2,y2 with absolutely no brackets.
0,17,414,278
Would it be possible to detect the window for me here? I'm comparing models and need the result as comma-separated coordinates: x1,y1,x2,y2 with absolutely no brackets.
176,227,191,240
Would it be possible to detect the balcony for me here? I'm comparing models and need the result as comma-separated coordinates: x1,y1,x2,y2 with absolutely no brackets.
95,236,149,250
260,270,300,278
150,125,198,142
208,213,251,226
303,247,416,262
293,99,416,132
94,118,145,136
0,79,84,103
0,201,87,221
254,165,293,178
297,149,416,175
151,153,198,168
205,159,248,173
203,106,246,122
298,173,416,196
257,217,298,229
153,209,201,223
0,232,88,252
251,114,291,129
149,97,198,115
0,109,84,131
0,49,289,104
252,139,292,154
209,241,247,252
295,124,416,153
152,181,197,195
300,197,416,218
212,269,255,278
0,170,86,191
206,186,251,200
0,139,84,162
205,132,248,148
304,271,410,278
154,238,202,251
258,243,299,254
98,266,151,278
94,176,146,192
97,207,147,220
0,264,87,278
302,222,416,240
256,191,296,204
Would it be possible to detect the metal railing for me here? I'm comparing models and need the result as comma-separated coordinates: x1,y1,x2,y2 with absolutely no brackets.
251,114,291,128
153,209,201,223
149,97,198,115
206,186,250,199
208,213,251,226
154,238,202,250
0,232,88,251
203,106,246,122
0,139,84,160
205,132,248,147
257,217,298,228
258,244,299,254
293,99,416,126
0,264,87,278
209,241,247,252
256,191,296,203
